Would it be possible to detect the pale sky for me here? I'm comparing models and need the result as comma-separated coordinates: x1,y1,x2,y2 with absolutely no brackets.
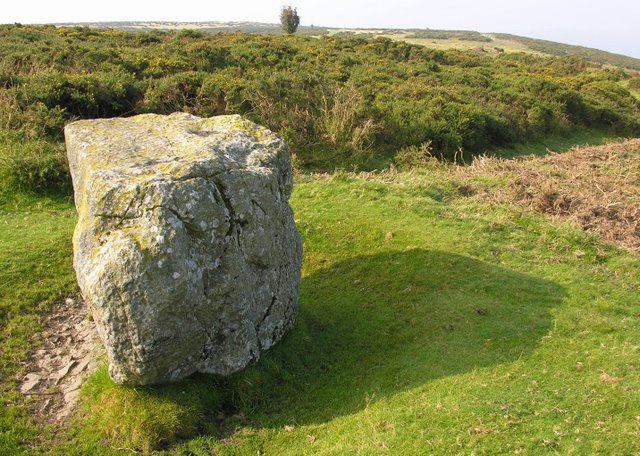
3,0,639,58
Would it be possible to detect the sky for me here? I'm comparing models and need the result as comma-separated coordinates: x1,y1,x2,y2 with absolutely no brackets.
4,0,639,58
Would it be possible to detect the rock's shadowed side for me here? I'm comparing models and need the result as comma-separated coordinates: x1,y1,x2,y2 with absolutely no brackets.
65,113,302,385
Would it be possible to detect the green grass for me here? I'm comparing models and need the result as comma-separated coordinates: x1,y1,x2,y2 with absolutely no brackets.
300,128,618,172
485,127,616,158
1,171,639,454
0,194,77,454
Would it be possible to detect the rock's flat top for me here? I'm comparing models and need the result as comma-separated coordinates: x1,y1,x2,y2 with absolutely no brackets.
66,113,292,212
65,113,301,385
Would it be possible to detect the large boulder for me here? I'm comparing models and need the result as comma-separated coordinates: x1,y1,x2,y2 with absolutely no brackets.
65,113,302,385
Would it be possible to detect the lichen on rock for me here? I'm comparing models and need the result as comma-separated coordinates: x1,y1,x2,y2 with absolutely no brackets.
65,113,302,385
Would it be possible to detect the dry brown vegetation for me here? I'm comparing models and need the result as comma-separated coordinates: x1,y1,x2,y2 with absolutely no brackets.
459,139,640,253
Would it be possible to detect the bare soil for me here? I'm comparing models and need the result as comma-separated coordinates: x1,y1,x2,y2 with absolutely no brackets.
18,296,103,423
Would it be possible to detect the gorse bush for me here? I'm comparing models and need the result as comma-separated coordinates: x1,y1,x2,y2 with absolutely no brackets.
0,140,70,195
17,69,141,119
0,24,639,193
393,141,437,169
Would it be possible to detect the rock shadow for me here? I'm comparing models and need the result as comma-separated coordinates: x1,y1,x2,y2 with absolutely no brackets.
137,248,565,440
212,248,565,430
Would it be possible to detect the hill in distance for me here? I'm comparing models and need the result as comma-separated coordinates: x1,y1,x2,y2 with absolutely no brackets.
52,20,640,70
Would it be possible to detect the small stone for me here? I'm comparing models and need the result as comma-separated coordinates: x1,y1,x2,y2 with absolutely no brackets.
64,376,83,394
54,360,77,384
600,373,621,383
72,357,92,375
20,373,41,393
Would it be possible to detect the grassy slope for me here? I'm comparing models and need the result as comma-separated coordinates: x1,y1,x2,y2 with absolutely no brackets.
400,34,535,55
486,127,615,159
492,33,640,71
2,165,638,454
345,31,640,69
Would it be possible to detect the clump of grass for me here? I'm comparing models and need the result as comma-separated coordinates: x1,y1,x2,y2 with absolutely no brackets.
78,368,221,452
318,84,377,153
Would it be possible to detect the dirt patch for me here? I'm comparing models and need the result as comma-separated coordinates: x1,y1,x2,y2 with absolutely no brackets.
457,139,640,253
18,296,103,423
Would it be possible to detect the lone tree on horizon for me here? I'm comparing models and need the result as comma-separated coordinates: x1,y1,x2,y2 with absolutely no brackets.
280,6,300,34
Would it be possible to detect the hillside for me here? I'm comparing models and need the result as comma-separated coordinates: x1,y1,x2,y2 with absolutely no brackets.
493,33,640,71
53,21,640,70
2,24,640,196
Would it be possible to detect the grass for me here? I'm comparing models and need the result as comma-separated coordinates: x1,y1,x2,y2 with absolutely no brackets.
0,194,77,454
484,127,616,159
401,34,537,55
1,165,639,454
318,29,543,56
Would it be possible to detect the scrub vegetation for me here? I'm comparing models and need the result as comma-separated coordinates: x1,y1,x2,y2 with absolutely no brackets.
1,24,640,195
